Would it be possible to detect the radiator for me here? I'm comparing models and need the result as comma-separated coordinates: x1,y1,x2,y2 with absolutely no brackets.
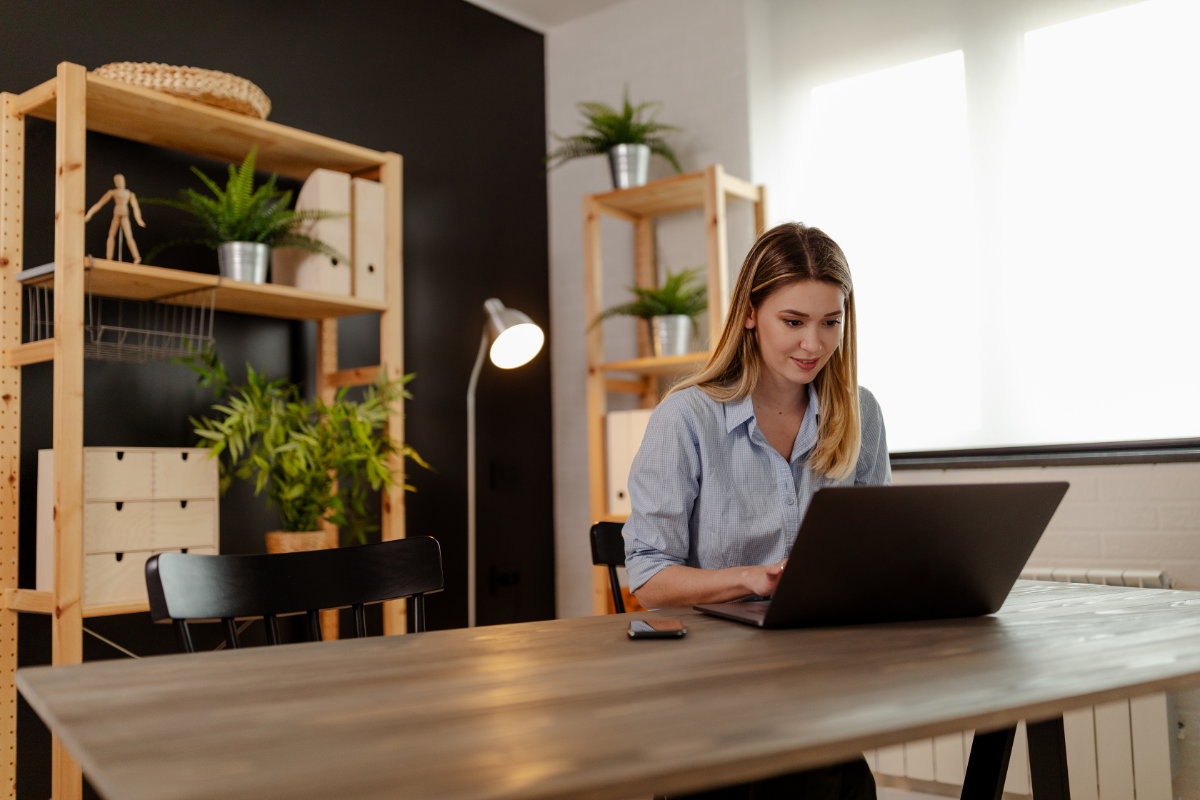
866,568,1179,800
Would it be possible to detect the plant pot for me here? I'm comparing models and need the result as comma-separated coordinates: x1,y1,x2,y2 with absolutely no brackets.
650,315,694,357
608,144,650,190
217,241,270,284
265,529,338,554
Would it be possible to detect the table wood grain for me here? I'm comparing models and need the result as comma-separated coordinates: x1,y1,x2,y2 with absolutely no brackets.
18,581,1200,800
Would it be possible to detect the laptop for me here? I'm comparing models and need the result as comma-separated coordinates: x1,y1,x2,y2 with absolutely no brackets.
694,482,1068,629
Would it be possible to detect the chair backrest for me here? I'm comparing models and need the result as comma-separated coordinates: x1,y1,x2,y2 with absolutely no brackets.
589,521,627,614
146,536,444,653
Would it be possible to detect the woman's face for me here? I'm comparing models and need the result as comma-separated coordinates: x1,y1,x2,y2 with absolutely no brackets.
745,279,845,387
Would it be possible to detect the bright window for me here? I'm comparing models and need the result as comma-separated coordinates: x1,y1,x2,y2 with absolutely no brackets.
998,0,1200,447
797,51,982,451
790,0,1200,451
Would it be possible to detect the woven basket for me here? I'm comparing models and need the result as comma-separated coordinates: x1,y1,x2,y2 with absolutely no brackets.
92,62,271,120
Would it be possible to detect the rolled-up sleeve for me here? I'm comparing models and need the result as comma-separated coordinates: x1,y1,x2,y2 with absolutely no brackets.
855,387,892,487
623,398,702,592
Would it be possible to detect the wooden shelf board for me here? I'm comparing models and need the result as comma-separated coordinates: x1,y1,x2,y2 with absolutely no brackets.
326,365,380,388
83,600,149,618
20,73,386,180
4,589,54,615
600,352,708,376
2,590,150,618
23,259,386,320
2,339,53,367
593,170,761,219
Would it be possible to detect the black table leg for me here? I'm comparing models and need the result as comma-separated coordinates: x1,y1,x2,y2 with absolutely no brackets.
1027,716,1071,800
961,726,1016,800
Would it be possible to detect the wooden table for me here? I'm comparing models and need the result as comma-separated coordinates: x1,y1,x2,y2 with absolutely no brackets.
17,581,1200,800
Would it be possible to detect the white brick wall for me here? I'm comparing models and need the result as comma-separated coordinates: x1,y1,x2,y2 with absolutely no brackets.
893,462,1200,589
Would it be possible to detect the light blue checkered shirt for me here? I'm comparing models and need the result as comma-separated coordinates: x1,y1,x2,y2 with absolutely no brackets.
623,383,891,592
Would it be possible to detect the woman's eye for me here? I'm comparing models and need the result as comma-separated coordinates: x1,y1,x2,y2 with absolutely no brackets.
784,319,802,327
824,319,842,327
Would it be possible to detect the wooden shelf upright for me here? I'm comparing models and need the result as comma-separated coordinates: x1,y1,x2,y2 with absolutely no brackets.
0,62,408,800
583,165,766,615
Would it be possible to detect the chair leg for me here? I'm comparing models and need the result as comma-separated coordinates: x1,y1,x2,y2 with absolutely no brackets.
353,604,367,638
412,594,425,633
174,619,195,654
222,618,241,650
307,610,323,642
264,615,281,646
608,566,625,614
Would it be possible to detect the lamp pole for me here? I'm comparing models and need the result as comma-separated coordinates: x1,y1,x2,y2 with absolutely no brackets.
465,299,544,628
465,331,488,629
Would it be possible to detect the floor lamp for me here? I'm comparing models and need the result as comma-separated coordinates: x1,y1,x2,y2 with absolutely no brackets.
467,298,544,628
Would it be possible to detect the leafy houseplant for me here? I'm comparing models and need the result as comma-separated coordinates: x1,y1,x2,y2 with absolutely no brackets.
546,89,682,188
143,146,345,281
594,268,707,324
594,269,707,357
180,348,428,546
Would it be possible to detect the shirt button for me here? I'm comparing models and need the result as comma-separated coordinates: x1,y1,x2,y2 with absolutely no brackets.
786,496,795,505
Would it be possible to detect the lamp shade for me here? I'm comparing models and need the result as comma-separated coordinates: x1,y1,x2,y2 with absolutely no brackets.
483,298,544,369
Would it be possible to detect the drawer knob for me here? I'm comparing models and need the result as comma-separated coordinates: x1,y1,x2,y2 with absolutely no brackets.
115,553,124,562
180,500,187,509
116,451,124,461
115,502,123,511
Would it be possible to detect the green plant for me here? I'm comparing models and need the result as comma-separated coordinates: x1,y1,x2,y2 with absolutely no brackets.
546,88,682,173
594,268,707,325
179,347,429,545
143,146,346,265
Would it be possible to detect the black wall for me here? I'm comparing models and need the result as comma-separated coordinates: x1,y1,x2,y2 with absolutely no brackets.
0,2,553,796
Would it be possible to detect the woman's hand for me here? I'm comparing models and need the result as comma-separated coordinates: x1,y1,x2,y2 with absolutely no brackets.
633,558,789,609
739,558,788,597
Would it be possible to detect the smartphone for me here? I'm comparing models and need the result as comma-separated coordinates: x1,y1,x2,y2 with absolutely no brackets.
628,619,687,639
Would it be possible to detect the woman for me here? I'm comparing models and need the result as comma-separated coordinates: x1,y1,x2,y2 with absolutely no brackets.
625,222,888,800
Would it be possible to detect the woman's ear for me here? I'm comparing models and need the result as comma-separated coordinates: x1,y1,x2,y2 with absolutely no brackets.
744,305,757,330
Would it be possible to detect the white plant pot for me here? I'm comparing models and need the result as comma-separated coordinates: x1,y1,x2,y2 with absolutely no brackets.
608,144,651,190
217,241,270,284
650,315,694,357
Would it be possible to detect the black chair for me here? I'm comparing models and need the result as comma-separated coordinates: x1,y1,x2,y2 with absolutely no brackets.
145,536,444,653
590,521,628,613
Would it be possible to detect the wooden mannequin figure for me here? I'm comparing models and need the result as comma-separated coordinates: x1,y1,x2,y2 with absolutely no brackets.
84,174,146,264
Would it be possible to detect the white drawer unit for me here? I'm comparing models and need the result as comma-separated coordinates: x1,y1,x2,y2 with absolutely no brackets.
154,449,220,499
82,501,154,553
605,409,653,517
38,448,220,607
152,499,217,550
84,449,154,499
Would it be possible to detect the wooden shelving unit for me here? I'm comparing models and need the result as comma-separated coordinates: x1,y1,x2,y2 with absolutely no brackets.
0,63,408,800
583,165,766,615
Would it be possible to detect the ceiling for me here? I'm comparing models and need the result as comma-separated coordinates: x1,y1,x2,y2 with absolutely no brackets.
464,0,629,32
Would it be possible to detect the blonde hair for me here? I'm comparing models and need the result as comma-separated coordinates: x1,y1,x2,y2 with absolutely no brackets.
671,222,861,480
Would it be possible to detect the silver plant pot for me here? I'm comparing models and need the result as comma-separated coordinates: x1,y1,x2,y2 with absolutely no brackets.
608,144,651,190
650,315,694,357
217,241,270,284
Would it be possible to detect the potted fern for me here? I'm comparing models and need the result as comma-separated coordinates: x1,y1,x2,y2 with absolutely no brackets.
144,146,345,284
180,348,428,551
546,88,683,189
594,268,707,356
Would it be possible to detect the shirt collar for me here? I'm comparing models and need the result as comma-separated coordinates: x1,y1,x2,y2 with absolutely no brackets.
791,382,821,462
723,382,821,434
724,393,756,434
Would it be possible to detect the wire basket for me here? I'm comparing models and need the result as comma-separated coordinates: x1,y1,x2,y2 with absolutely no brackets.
21,261,216,364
